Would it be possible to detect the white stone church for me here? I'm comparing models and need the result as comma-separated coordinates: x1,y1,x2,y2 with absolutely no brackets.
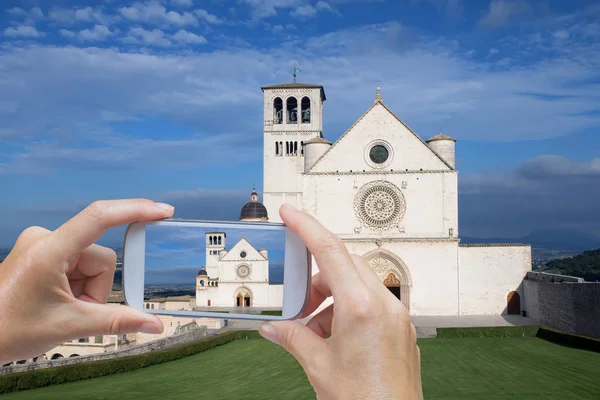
194,217,283,309
256,81,531,316
193,81,531,316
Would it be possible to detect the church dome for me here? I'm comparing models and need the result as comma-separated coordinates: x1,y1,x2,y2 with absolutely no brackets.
198,267,208,276
240,188,268,221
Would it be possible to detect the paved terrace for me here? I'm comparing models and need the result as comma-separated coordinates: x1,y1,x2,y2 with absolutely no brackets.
215,314,536,338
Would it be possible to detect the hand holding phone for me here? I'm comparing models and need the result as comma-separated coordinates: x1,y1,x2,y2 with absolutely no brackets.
122,219,311,321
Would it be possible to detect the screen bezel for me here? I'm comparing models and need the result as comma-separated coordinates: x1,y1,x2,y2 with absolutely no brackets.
122,218,311,321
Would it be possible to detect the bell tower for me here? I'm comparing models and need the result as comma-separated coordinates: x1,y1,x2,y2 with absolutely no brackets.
260,81,326,222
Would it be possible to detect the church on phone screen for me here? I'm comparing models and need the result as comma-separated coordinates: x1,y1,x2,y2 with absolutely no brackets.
249,80,532,317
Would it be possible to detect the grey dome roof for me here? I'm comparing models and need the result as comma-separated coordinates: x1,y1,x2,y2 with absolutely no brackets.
240,188,268,221
198,268,208,276
240,202,268,220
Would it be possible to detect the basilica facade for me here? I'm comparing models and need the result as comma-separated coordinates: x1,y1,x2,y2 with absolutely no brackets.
259,82,532,316
195,221,283,309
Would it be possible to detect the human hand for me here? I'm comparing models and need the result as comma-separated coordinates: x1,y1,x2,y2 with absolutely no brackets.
0,199,174,365
258,205,423,400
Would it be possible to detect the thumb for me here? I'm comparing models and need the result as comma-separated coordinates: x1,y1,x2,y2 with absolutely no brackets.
259,320,326,368
72,301,164,337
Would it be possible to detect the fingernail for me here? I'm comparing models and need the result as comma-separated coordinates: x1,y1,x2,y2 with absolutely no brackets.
140,322,162,334
281,203,297,211
154,202,174,211
259,323,279,345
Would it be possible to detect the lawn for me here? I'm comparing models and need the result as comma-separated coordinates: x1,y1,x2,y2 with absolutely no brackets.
4,337,599,399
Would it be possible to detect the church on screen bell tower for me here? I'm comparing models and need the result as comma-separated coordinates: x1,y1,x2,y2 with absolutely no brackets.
254,80,532,317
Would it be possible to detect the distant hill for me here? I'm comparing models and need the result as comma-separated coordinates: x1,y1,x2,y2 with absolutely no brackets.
461,229,600,251
542,249,600,282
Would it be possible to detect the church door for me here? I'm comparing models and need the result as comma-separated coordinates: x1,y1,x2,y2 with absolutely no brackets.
244,296,251,307
236,295,242,307
507,291,520,315
383,273,401,300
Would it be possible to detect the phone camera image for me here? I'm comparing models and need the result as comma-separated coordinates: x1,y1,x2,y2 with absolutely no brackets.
142,223,286,317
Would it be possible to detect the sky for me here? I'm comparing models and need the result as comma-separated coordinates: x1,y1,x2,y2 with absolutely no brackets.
144,224,285,285
0,0,599,247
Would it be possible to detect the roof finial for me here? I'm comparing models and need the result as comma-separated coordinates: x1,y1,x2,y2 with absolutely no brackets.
375,87,382,103
293,63,301,83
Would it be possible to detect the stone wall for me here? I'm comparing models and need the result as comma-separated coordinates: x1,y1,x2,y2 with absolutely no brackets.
458,244,531,315
0,325,207,376
523,271,600,339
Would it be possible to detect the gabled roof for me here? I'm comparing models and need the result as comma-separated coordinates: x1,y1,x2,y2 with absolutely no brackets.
306,98,455,173
261,82,326,100
219,237,267,261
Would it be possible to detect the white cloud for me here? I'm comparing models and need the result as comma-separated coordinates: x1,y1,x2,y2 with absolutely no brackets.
74,7,119,25
78,25,114,42
316,1,334,12
123,27,172,47
194,9,223,24
238,0,299,20
3,25,44,38
59,29,76,39
0,18,599,180
489,48,499,55
291,5,318,18
553,30,570,40
479,0,530,28
48,8,77,24
172,29,207,44
172,0,194,7
119,1,198,27
7,7,44,19
272,25,284,33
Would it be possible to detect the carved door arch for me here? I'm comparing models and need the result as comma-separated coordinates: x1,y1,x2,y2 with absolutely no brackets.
363,249,412,311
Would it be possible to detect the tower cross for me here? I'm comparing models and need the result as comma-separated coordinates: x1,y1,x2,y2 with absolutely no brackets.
293,63,301,83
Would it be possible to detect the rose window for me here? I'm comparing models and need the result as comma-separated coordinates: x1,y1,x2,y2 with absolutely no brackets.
354,181,406,230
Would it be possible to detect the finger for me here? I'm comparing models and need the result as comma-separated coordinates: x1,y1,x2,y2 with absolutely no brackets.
50,199,174,261
69,244,117,304
11,226,51,252
70,301,164,337
350,254,383,290
279,205,368,299
305,303,334,338
259,320,328,369
299,272,332,318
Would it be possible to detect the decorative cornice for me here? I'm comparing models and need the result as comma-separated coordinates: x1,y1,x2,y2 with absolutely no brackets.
304,169,456,176
267,130,321,135
459,243,531,247
340,238,460,244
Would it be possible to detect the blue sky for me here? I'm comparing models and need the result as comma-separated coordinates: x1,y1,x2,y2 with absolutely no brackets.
144,224,285,284
1,0,599,247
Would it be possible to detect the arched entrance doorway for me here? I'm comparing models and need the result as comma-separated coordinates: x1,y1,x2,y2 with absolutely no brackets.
507,291,520,315
383,272,401,299
234,287,252,307
363,249,412,311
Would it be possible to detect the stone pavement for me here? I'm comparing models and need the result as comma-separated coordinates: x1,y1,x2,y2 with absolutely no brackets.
213,314,536,338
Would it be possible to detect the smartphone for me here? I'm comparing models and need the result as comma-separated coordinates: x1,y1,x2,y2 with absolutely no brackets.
121,219,311,321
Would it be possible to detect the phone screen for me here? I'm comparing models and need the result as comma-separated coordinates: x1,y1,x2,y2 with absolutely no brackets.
142,223,286,316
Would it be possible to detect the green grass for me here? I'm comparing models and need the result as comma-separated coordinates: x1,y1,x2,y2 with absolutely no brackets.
3,337,600,400
260,310,283,316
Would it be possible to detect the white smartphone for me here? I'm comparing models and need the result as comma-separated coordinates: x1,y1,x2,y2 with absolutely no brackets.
121,219,311,321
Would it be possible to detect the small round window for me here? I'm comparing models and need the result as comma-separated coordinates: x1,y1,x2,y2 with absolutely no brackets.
240,251,247,258
369,145,389,164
